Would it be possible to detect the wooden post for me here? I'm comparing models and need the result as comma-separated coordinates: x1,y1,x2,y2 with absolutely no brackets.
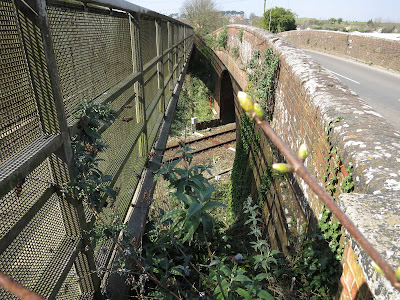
129,13,147,156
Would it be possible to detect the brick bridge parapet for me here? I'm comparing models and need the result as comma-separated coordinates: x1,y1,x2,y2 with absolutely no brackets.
206,25,400,299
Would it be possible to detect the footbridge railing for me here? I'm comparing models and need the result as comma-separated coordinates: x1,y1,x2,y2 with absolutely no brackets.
0,0,193,298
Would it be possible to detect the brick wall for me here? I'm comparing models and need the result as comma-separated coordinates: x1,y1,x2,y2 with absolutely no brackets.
210,25,400,299
340,241,374,300
279,30,400,73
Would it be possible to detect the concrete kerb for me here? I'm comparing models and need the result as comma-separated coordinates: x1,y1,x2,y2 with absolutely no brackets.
217,25,400,297
102,46,193,299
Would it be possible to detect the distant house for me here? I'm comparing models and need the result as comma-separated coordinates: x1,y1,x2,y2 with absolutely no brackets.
229,15,244,23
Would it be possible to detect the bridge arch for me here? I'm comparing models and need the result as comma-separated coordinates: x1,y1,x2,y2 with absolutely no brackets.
216,70,235,124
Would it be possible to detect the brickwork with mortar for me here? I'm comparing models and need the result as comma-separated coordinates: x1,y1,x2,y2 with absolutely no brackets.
206,25,400,298
278,30,400,73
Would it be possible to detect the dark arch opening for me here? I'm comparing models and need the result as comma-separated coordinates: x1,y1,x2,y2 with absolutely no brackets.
219,70,235,124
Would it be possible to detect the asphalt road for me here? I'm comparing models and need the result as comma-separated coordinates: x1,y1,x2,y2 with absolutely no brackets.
304,49,400,131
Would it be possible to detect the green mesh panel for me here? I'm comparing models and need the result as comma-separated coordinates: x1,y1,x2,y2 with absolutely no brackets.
0,193,79,299
140,18,157,65
144,64,159,108
47,5,132,120
0,159,51,240
162,21,168,51
95,142,145,271
0,0,41,163
74,252,95,296
17,7,60,135
141,18,159,108
55,265,81,300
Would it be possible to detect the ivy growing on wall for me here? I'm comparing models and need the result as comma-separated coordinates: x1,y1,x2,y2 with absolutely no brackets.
246,48,279,120
229,113,256,216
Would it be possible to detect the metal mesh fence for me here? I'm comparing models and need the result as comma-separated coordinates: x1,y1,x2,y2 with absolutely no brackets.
0,0,42,163
0,193,78,299
141,18,158,108
55,264,82,300
0,0,192,298
47,5,132,121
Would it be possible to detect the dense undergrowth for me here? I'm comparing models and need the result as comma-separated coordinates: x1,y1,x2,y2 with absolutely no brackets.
228,114,342,299
170,74,215,137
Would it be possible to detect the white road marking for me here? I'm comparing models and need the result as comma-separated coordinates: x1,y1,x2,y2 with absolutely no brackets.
228,147,236,152
328,70,361,84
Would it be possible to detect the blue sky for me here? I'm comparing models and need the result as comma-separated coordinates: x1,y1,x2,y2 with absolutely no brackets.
128,0,400,22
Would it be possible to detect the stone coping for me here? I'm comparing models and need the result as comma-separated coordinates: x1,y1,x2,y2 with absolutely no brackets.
339,192,400,299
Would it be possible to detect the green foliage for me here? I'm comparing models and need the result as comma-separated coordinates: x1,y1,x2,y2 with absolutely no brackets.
381,26,396,33
297,17,400,33
342,162,354,192
324,116,354,195
230,114,255,216
204,33,218,49
238,28,243,42
217,26,228,49
208,197,277,300
231,46,239,59
155,143,225,242
180,0,227,36
244,197,280,274
293,208,343,298
65,100,116,209
258,163,273,204
170,74,214,136
246,48,279,119
130,144,280,299
328,17,337,24
263,7,296,33
367,19,374,29
209,257,274,300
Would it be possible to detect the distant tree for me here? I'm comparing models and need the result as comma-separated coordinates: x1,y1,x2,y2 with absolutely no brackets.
180,0,225,35
337,18,343,24
249,12,262,27
169,13,179,18
367,19,375,30
262,7,296,33
328,17,337,24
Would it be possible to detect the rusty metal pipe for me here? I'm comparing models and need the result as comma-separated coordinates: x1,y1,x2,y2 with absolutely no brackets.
0,272,45,300
253,116,400,292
